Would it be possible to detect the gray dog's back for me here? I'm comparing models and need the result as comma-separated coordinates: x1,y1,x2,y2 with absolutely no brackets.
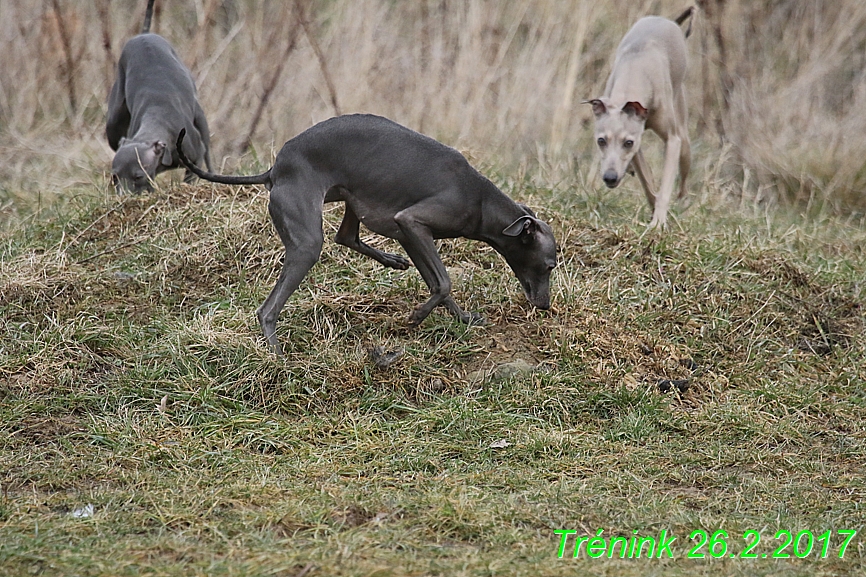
118,34,195,108
275,114,490,212
110,34,201,149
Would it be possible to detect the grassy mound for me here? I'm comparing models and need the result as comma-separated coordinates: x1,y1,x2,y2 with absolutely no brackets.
1,176,864,575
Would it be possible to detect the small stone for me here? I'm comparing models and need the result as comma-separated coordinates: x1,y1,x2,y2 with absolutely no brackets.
491,358,535,380
466,369,488,385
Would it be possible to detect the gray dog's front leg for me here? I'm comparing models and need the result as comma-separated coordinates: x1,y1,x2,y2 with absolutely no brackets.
393,204,482,326
106,68,130,151
442,296,485,325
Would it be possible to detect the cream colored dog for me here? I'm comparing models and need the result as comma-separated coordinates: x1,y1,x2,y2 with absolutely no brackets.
587,8,694,228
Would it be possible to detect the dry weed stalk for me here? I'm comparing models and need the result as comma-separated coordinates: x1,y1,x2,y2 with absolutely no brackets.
190,0,221,71
549,2,595,151
49,0,79,115
237,6,302,154
95,0,114,93
695,0,732,139
294,0,341,116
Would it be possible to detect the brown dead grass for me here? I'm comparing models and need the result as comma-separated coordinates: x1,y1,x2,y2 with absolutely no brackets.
2,0,866,217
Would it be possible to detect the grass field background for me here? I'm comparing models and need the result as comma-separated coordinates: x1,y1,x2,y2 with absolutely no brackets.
1,0,865,575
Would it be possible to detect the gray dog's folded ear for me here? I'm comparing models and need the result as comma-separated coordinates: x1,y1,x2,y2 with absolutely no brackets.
156,140,172,166
502,215,539,238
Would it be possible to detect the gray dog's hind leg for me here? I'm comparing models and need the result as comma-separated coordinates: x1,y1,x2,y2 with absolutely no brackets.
256,184,324,356
334,206,411,270
182,105,212,186
393,201,482,326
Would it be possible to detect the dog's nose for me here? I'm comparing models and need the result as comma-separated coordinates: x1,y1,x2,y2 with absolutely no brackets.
602,170,619,188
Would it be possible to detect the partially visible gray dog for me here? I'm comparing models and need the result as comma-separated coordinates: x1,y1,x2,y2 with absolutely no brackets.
587,7,694,229
177,114,558,355
106,0,212,193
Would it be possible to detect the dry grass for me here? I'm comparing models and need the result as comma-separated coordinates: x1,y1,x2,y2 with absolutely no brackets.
717,2,866,210
2,0,866,216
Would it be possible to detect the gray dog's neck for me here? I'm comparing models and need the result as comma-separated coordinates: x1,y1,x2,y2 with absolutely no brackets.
126,112,174,146
475,177,533,244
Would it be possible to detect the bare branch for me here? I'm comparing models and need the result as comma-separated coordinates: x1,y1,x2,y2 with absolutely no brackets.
237,15,302,154
294,0,341,116
50,0,77,115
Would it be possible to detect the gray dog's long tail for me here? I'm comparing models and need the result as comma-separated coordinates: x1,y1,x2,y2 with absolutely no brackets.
176,129,272,185
142,0,155,34
674,6,694,39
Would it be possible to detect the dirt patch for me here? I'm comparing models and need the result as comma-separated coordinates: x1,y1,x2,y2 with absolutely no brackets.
9,414,85,445
459,318,551,379
744,254,812,287
795,292,862,354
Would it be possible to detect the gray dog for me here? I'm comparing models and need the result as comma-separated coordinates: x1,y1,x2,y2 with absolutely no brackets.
177,114,558,355
106,0,212,193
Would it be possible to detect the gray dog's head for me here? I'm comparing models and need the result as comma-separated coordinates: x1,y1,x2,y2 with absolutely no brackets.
587,98,649,189
111,138,171,193
499,213,558,310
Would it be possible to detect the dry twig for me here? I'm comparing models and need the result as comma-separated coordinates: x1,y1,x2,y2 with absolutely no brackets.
237,10,301,154
50,0,78,115
294,0,341,116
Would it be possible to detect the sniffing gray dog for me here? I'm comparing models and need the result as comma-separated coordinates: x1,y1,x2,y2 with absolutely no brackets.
106,0,212,193
177,114,558,355
587,7,694,228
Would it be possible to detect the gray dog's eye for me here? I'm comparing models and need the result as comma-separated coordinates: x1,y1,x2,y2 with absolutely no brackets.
597,137,607,147
624,140,634,149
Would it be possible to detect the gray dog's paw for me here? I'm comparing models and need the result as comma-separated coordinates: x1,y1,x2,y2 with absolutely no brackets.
407,309,426,327
380,252,411,270
370,345,404,369
462,311,487,326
